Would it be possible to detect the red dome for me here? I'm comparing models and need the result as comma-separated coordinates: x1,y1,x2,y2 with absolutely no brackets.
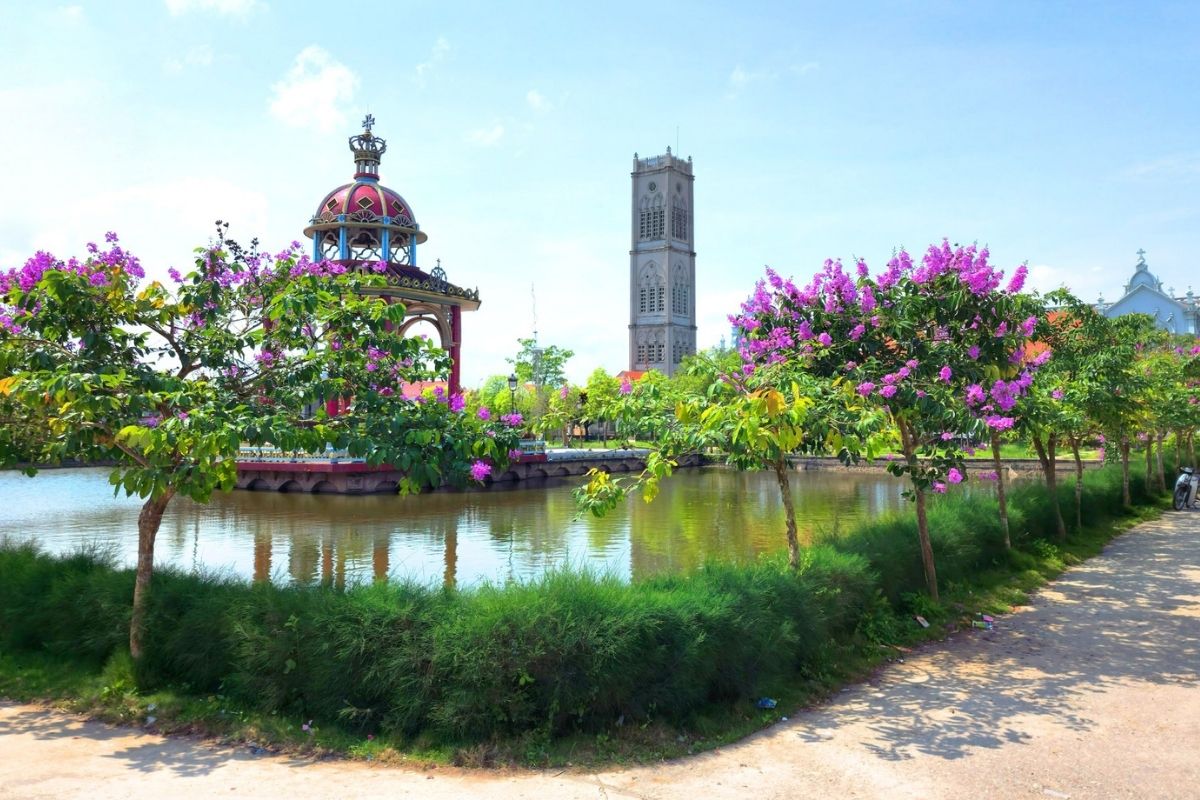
313,180,416,228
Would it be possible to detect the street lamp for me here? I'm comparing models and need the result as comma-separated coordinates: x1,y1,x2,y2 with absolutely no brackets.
507,373,518,415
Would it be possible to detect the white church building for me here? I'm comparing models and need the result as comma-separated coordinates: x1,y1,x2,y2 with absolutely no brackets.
1099,250,1200,335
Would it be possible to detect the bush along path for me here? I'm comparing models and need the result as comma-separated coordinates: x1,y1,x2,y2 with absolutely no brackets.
0,464,1169,769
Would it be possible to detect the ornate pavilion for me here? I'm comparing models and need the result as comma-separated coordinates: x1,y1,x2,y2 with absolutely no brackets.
303,116,480,396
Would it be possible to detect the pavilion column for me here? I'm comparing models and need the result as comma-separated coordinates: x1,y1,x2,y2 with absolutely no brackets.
449,304,462,396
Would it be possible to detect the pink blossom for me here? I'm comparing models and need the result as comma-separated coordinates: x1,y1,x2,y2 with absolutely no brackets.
1006,264,1028,293
856,381,875,397
880,385,898,398
938,365,952,382
817,332,833,347
932,482,947,494
947,468,964,484
449,393,466,413
1051,389,1063,400
508,449,523,460
619,379,632,395
469,460,492,481
477,407,491,421
501,412,524,427
560,385,570,400
968,345,981,360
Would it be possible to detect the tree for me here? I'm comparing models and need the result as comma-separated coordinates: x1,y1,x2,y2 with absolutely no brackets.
506,337,574,420
0,232,518,662
729,242,1040,600
582,367,620,446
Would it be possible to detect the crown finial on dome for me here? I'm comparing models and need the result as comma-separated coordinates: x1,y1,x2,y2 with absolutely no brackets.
349,115,386,179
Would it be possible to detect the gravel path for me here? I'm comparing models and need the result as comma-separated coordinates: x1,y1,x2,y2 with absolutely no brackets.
3,513,1199,799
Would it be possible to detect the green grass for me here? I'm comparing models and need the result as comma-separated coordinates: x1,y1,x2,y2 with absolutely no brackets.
0,462,1167,767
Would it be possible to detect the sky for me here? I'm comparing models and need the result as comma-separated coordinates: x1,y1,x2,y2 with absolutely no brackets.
1,0,1198,385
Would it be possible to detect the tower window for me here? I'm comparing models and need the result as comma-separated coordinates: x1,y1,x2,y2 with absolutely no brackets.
672,202,688,240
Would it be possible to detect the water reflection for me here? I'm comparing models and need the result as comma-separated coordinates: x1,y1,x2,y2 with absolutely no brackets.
1,466,911,587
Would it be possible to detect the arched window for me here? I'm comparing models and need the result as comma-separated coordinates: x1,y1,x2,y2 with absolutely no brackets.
640,263,665,315
672,198,688,241
640,194,665,240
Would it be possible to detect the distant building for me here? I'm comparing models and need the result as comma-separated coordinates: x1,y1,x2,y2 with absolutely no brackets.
628,148,696,376
1099,249,1199,334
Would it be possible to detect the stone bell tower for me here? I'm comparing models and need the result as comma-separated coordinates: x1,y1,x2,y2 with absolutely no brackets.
628,148,696,376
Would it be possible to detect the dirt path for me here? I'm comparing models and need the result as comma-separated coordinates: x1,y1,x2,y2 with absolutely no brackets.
3,513,1199,799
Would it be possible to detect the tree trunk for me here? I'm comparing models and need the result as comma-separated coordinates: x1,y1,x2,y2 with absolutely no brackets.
1147,434,1156,491
991,431,1010,549
1156,432,1166,492
130,490,176,661
1175,429,1182,474
1070,436,1084,533
1121,439,1131,507
1031,433,1066,539
1189,432,1196,471
773,457,801,570
899,420,938,601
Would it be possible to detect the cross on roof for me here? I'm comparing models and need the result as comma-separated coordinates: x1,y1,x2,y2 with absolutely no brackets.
362,114,375,133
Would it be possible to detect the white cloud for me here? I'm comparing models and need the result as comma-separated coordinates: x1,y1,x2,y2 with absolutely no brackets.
466,124,505,147
1026,263,1110,303
791,61,819,76
164,44,214,74
53,5,85,24
414,36,450,88
526,89,551,112
165,0,261,16
269,46,358,134
1122,153,1200,182
725,65,776,98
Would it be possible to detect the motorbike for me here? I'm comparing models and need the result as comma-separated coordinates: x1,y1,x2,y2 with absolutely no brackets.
1173,467,1199,511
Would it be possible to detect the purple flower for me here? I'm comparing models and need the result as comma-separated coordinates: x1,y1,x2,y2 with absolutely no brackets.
619,379,632,395
501,412,524,427
984,415,1015,431
1020,315,1037,337
938,365,952,383
880,385,898,399
1051,389,1063,400
477,406,491,421
849,323,866,341
932,482,947,494
947,468,963,484
469,460,492,481
176,411,189,421
168,267,183,283
449,393,466,413
965,384,986,406
940,432,954,441
507,448,523,460
856,381,875,397
968,345,980,360
1006,264,1028,293
817,332,833,347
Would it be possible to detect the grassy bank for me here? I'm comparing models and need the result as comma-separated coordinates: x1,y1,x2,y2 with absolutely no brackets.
0,463,1166,766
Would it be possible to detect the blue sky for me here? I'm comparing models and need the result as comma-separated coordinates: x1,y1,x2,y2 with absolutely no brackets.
1,0,1197,384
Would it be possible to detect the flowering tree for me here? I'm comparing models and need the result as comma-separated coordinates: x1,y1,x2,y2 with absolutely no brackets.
0,231,517,660
731,242,1041,600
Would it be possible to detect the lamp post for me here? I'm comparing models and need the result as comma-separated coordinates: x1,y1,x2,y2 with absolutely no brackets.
507,373,518,415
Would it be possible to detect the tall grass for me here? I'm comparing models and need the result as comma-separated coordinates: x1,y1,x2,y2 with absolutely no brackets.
0,463,1159,744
